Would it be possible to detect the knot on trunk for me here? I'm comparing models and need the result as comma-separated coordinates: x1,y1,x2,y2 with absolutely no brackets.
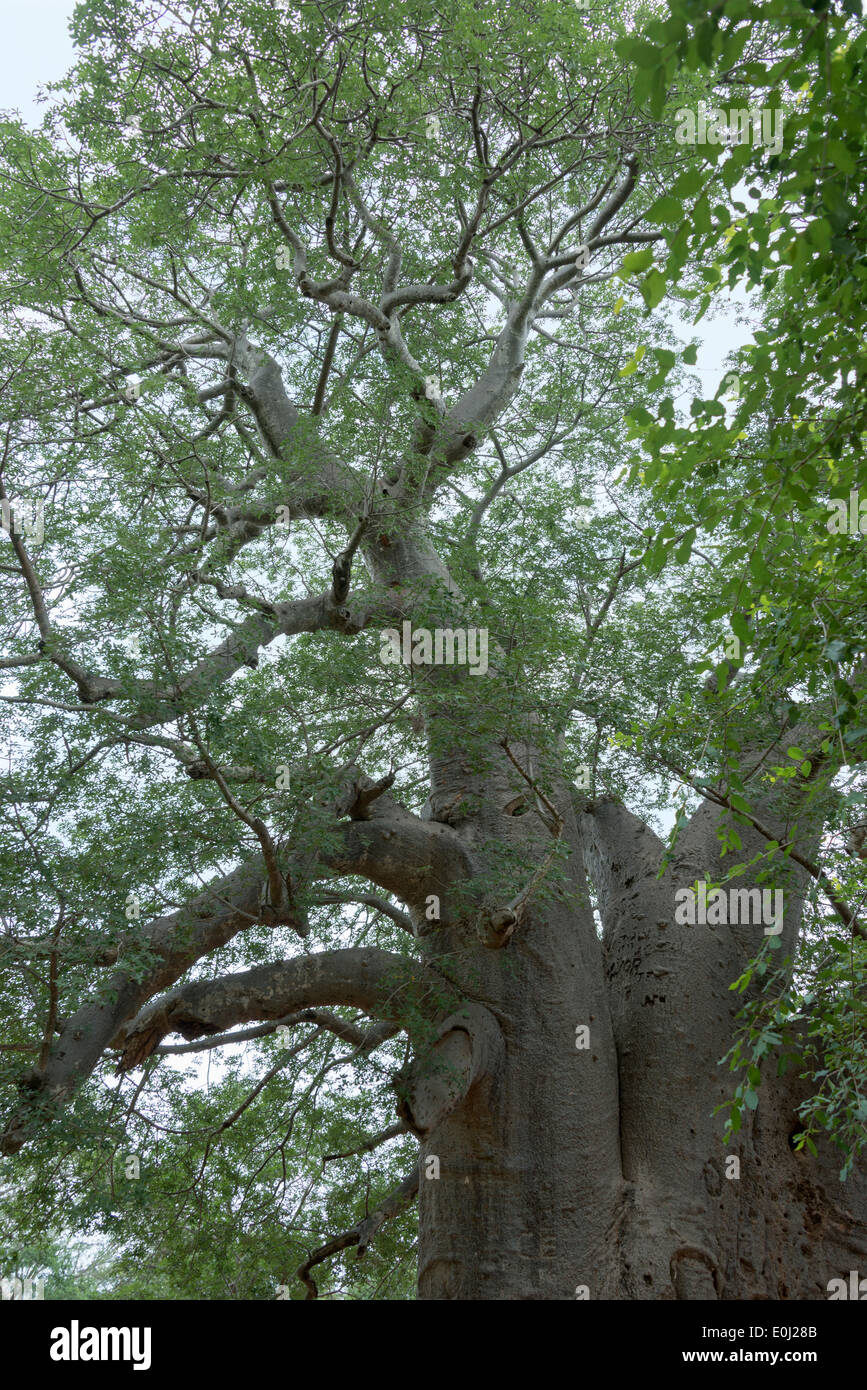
392,1004,503,1138
477,906,518,948
334,769,397,820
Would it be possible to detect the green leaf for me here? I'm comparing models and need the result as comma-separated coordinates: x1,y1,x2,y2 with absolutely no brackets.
675,529,695,563
619,247,655,277
646,195,683,225
693,196,712,237
843,726,867,746
619,343,647,376
639,269,667,309
672,167,706,198
825,140,855,176
624,39,662,69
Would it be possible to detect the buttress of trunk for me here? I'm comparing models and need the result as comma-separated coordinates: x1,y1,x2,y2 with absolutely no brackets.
416,797,625,1300
580,795,867,1300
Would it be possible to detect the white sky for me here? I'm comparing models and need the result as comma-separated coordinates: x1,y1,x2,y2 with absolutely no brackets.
0,0,76,122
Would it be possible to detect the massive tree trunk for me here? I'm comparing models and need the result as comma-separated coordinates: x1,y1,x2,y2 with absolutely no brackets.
416,811,623,1299
411,841,867,1298
410,739,867,1300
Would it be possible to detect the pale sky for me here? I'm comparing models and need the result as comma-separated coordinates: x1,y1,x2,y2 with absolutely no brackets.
0,0,76,123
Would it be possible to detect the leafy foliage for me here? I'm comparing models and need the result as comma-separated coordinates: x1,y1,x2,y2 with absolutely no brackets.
0,0,864,1298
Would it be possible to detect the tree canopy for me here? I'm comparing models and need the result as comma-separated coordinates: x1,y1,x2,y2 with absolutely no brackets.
0,0,864,1300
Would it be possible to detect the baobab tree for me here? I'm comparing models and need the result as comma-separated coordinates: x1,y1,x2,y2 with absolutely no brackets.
1,0,865,1300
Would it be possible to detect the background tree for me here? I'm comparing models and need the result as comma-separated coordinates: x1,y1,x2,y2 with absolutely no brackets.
0,0,864,1300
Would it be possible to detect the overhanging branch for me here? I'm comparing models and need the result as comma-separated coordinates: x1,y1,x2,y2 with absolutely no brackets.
112,947,452,1071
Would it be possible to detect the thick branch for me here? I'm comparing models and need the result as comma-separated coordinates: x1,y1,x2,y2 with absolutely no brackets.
112,948,456,1071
